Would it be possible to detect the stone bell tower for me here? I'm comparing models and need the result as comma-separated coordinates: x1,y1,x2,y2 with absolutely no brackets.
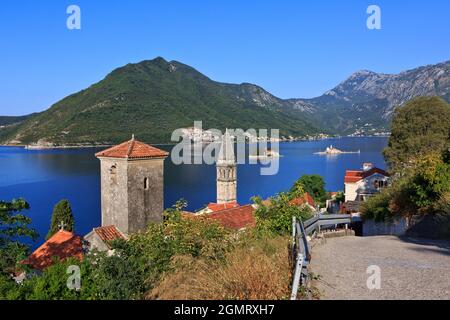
95,135,169,234
216,129,237,204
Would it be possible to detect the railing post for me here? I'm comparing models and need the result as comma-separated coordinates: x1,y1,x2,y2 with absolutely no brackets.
290,253,304,300
292,216,296,247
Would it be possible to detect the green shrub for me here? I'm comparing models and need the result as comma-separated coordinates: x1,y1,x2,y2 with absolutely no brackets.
253,193,313,235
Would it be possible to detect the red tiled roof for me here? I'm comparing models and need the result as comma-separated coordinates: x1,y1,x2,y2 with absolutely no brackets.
344,167,389,183
95,137,169,159
93,226,126,249
290,192,315,208
207,201,239,212
208,205,256,230
23,230,83,271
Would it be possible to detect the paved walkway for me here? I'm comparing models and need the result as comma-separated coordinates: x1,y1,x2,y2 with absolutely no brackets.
309,236,450,300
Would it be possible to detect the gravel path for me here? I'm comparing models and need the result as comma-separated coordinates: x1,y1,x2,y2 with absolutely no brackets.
309,236,450,300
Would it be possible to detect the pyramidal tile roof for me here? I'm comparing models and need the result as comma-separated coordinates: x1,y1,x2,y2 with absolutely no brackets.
22,230,84,271
95,136,169,159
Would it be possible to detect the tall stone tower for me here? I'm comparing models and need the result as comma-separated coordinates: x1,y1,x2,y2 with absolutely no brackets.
216,129,237,204
95,135,169,234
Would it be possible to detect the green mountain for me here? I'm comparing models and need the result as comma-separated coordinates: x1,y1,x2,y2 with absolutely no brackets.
2,58,450,145
0,57,319,145
0,114,37,127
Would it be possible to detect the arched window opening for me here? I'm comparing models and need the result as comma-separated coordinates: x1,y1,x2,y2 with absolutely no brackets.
109,165,117,184
144,178,149,190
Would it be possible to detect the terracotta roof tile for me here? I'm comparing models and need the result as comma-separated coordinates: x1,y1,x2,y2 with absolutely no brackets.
23,230,84,271
290,192,315,208
93,226,127,249
208,205,256,230
95,137,169,159
207,201,239,212
344,167,389,183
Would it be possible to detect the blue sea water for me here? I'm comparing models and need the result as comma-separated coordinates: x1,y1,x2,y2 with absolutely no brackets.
0,137,388,248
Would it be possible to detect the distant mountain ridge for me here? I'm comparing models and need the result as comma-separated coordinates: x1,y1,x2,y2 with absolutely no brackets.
289,60,450,134
1,58,450,145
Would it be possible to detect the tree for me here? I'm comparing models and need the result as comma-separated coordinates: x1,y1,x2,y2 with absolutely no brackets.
383,96,450,174
0,199,38,276
291,174,327,207
334,191,345,204
253,193,313,235
47,200,75,239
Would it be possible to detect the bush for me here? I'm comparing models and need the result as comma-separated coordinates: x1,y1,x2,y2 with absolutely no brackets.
361,190,393,222
253,193,313,236
291,175,327,207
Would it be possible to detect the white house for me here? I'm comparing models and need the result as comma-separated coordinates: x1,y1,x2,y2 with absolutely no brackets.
344,163,389,203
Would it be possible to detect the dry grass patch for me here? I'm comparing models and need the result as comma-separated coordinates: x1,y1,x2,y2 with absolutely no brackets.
148,236,291,300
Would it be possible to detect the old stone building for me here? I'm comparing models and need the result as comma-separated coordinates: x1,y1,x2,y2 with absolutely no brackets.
216,129,237,204
95,135,169,234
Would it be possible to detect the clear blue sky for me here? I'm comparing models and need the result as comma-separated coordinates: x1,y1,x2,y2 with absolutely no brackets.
1,0,450,116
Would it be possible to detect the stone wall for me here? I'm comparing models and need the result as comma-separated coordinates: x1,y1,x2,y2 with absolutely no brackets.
99,158,129,233
127,159,165,233
362,218,407,237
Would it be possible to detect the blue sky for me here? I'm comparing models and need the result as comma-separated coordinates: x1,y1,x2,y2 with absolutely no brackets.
1,0,450,116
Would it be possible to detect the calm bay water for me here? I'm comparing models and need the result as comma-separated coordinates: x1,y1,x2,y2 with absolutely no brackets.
0,137,388,247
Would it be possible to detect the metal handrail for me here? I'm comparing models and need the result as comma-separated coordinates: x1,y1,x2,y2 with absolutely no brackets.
290,214,352,300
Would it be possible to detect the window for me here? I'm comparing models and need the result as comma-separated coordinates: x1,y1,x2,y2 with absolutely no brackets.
144,178,149,190
109,165,117,175
109,165,117,184
374,180,379,188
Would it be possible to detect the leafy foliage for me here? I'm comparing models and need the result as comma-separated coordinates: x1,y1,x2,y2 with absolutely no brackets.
253,193,313,235
47,200,75,239
363,96,450,239
0,199,38,276
383,96,450,174
291,174,327,207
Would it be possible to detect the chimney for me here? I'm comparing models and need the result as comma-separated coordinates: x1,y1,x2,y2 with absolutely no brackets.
363,163,374,172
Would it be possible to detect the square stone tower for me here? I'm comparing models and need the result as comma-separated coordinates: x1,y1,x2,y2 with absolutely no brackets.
216,129,237,204
95,136,169,234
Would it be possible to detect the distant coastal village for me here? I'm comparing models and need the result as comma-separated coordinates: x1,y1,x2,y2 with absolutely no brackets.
13,128,391,150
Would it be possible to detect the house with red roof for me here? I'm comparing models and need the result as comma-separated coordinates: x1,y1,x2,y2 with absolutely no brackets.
22,229,84,271
84,225,128,254
344,163,389,203
289,192,316,212
195,201,240,215
207,205,256,230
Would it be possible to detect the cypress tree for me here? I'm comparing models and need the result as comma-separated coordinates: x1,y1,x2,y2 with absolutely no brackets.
46,200,75,239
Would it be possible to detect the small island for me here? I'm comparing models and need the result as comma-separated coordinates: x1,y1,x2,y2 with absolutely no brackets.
249,148,281,159
314,145,360,155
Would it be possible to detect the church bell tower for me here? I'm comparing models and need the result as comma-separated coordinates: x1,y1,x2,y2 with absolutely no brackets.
216,129,237,204
95,135,169,234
